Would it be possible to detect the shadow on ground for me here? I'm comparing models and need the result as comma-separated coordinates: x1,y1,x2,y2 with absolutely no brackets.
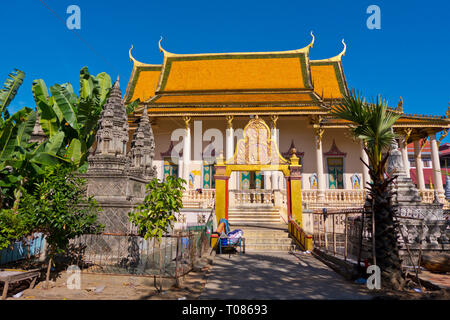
199,251,372,300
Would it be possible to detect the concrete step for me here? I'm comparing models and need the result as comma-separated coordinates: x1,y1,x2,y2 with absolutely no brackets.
244,243,294,251
235,231,289,238
244,238,293,244
228,209,279,214
224,224,294,251
229,220,281,226
229,216,280,221
228,212,280,216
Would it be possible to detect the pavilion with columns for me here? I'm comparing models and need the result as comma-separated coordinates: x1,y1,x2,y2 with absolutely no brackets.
124,34,450,210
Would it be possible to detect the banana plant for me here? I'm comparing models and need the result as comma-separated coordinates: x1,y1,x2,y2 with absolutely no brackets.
0,70,67,209
32,67,112,167
0,69,25,124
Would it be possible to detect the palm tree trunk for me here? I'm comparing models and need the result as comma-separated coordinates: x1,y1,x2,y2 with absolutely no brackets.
370,178,405,289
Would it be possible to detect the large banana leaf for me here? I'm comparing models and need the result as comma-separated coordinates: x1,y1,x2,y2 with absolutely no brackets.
96,72,111,106
65,138,82,165
0,69,25,121
13,109,36,146
0,119,14,161
29,131,66,167
50,84,78,130
0,108,34,161
32,79,58,138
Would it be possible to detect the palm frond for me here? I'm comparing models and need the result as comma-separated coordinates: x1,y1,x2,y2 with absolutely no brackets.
333,91,401,177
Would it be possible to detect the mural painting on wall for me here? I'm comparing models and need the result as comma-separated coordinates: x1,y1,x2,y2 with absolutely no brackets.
351,173,361,189
189,170,201,189
309,173,318,189
327,157,344,189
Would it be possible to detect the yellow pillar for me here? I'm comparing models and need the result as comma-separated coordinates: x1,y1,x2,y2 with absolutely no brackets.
212,152,229,248
288,150,312,251
290,177,303,225
288,152,303,227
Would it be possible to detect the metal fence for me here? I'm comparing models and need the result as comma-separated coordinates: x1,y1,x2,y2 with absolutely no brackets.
312,208,365,262
311,208,444,271
69,228,210,279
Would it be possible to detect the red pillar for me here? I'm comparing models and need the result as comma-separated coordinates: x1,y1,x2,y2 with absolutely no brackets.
286,176,292,220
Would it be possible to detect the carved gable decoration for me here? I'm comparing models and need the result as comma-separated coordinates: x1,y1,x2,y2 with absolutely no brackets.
226,116,289,165
324,139,347,157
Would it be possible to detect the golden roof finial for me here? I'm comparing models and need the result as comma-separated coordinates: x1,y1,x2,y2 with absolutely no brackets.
129,45,135,62
338,39,346,59
397,96,403,113
158,36,174,56
308,31,315,49
446,102,450,118
128,45,160,67
310,38,347,63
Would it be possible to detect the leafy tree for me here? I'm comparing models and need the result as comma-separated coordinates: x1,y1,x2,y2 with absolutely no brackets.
129,176,186,241
19,165,104,283
332,92,405,289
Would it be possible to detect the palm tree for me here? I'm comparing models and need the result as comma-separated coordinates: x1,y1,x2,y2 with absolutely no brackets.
332,92,405,289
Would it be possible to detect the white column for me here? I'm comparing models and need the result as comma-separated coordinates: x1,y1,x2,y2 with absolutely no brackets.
271,126,280,190
414,140,426,190
430,133,444,195
361,141,370,188
183,118,191,189
226,123,235,190
315,128,325,200
399,138,411,178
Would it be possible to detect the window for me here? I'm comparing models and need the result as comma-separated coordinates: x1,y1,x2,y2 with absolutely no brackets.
202,162,215,189
327,157,344,189
163,158,178,181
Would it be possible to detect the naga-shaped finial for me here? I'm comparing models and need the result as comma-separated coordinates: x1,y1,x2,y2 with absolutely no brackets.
308,31,315,48
338,39,346,59
158,36,164,52
397,96,403,112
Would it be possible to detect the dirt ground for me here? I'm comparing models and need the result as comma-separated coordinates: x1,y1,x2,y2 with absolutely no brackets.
1,257,214,300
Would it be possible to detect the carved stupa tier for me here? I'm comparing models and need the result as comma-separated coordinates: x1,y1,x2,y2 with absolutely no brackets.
128,107,157,180
88,77,129,174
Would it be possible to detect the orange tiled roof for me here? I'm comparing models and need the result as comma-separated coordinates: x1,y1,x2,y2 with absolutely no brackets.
157,54,311,93
310,62,347,99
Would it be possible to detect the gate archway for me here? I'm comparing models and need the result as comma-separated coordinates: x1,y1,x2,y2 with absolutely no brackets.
214,116,303,230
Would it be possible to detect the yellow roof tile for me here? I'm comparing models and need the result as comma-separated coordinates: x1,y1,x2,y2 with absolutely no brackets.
158,53,310,92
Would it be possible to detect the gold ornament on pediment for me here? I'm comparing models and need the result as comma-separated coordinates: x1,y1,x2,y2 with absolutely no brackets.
226,117,288,166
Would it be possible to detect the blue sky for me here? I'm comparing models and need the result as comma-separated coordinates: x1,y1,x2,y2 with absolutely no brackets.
1,0,449,134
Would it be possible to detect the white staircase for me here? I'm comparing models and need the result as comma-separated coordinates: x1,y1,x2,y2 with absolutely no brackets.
228,206,294,252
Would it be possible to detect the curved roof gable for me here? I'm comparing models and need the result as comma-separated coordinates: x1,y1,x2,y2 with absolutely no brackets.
154,36,315,94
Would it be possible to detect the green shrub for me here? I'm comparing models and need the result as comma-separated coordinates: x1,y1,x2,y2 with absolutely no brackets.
0,209,32,250
129,176,185,241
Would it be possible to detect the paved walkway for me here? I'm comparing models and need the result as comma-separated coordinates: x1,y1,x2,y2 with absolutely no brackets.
199,251,373,299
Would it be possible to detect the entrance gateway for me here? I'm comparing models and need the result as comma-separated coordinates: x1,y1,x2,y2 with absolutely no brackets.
213,116,303,235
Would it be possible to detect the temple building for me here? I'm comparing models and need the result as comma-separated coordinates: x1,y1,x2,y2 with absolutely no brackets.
124,34,450,210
